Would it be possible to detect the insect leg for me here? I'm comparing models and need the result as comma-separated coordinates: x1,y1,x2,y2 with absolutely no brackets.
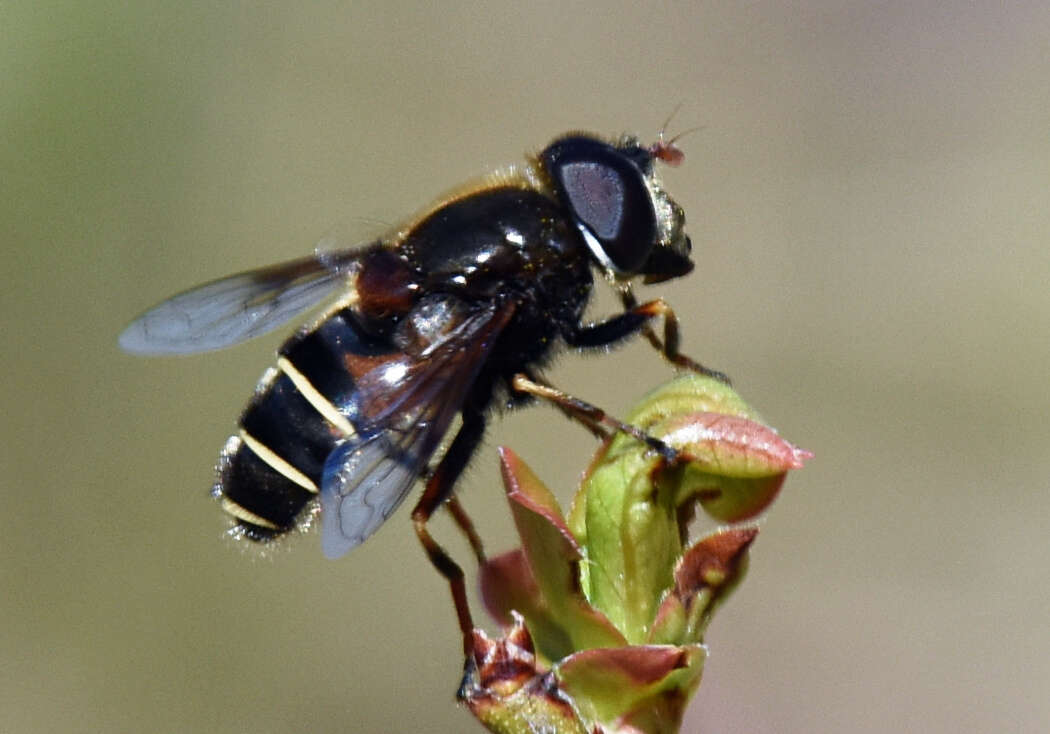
510,370,610,441
510,374,677,462
567,288,731,384
410,408,486,654
446,495,486,565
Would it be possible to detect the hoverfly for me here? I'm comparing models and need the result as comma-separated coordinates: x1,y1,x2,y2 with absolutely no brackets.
120,131,722,647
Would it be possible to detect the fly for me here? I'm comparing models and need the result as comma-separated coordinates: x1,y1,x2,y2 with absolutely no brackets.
119,130,724,649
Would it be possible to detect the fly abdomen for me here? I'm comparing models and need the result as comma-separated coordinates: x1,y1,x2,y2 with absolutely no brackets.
214,307,397,543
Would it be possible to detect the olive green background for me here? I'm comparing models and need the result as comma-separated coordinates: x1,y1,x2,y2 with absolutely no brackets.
4,2,1048,732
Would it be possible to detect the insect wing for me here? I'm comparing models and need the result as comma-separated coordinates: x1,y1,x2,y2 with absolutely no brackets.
318,427,428,559
119,251,359,355
319,304,514,558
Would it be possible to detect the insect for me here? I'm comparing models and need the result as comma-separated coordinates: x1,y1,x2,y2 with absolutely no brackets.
120,130,722,648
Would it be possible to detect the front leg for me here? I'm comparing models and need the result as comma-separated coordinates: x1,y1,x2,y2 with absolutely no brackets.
565,290,730,384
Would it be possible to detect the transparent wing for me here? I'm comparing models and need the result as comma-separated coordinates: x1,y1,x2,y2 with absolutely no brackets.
319,425,434,559
118,250,360,355
318,303,514,558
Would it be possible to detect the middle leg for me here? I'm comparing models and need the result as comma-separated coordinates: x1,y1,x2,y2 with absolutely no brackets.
510,373,678,462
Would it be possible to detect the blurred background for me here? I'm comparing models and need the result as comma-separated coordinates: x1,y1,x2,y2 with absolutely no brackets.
3,2,1048,731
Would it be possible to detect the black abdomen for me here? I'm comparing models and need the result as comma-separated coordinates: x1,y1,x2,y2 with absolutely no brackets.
213,307,396,542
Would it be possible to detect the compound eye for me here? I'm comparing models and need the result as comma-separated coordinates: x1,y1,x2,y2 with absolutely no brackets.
544,137,658,274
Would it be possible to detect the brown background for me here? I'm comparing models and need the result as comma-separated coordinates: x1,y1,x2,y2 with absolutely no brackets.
3,2,1048,732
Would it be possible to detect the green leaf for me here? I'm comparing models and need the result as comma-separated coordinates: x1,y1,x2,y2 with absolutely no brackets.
659,410,810,522
624,374,763,429
555,644,706,734
571,438,680,644
669,527,757,642
493,448,626,659
479,550,576,662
